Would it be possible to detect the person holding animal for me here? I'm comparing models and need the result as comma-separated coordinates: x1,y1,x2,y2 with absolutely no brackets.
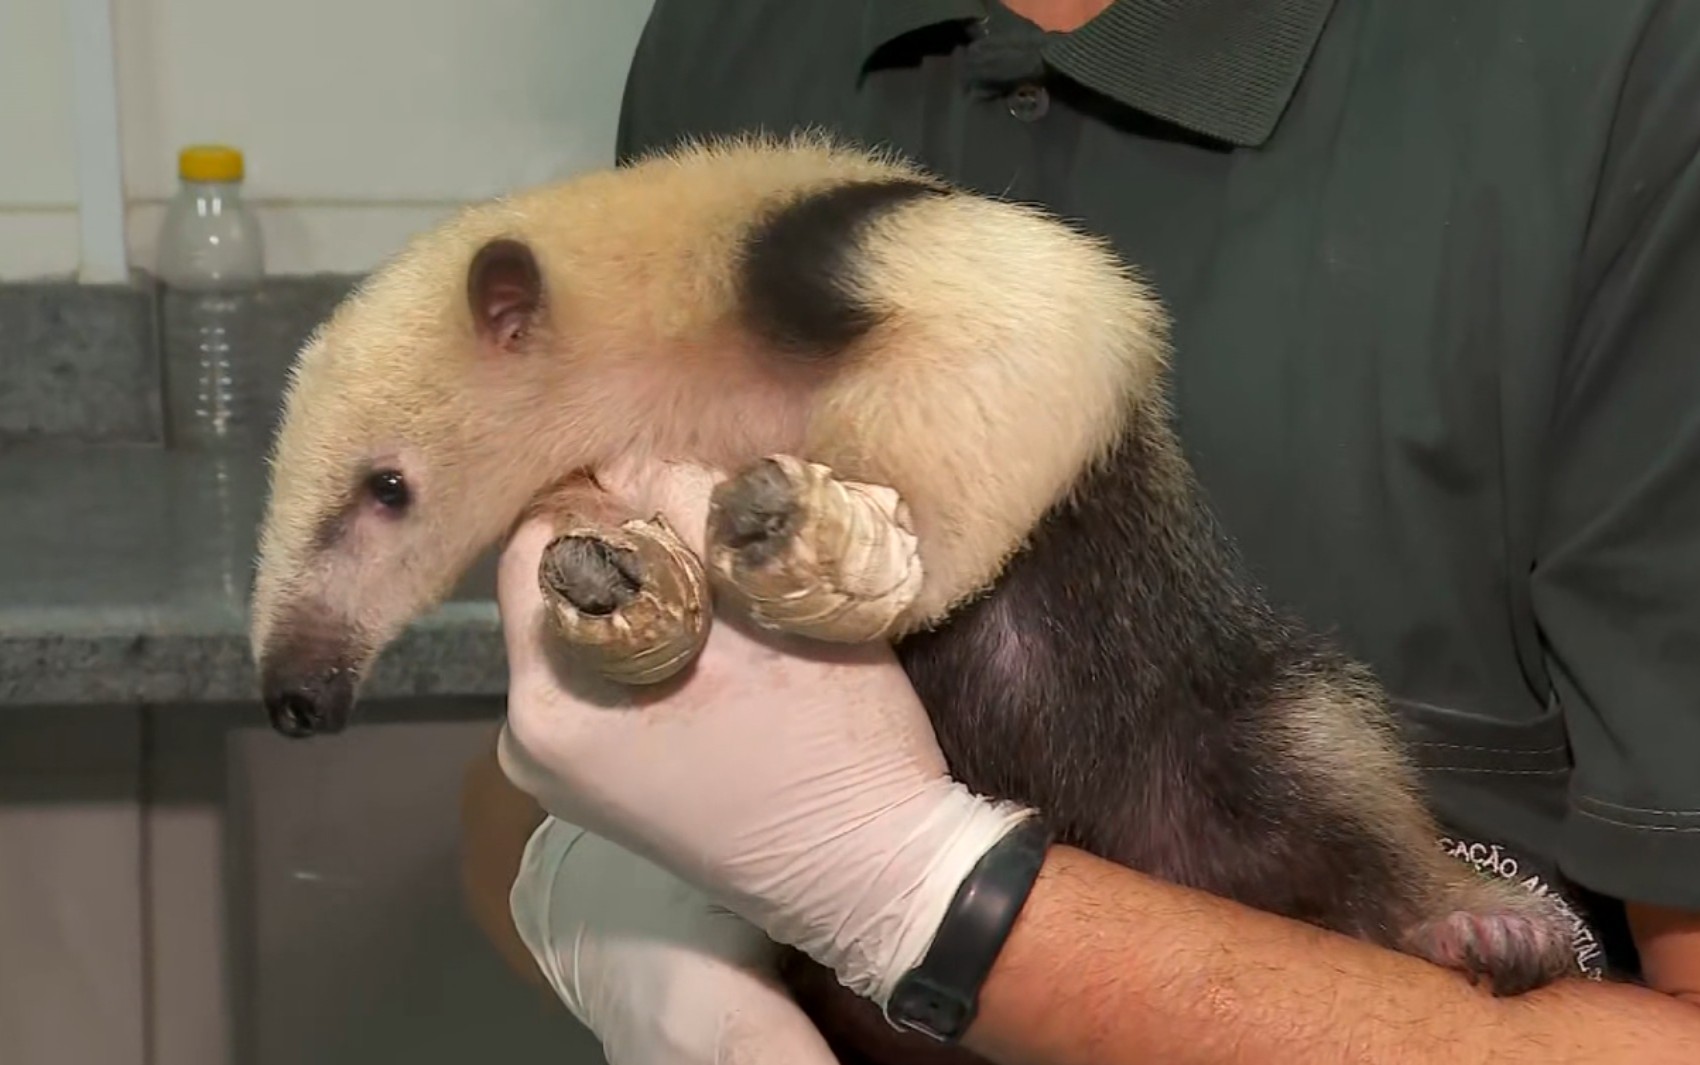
427,0,1690,1061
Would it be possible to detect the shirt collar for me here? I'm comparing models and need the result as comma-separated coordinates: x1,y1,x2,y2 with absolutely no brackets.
861,0,1338,147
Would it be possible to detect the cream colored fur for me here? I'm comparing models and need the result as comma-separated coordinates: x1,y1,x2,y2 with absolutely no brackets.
803,191,1165,624
251,132,1166,683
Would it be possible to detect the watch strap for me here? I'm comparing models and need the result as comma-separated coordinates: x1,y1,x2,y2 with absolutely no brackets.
883,814,1053,1042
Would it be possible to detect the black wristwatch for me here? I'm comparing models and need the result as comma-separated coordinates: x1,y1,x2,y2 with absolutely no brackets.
883,816,1053,1042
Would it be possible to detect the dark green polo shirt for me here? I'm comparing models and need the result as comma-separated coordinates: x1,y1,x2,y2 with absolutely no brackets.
614,0,1700,972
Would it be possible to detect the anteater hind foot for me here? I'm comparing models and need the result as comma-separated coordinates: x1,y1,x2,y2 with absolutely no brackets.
538,515,711,686
706,454,924,642
1402,880,1579,996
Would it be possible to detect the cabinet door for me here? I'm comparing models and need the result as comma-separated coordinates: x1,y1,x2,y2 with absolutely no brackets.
230,698,604,1065
0,706,146,1065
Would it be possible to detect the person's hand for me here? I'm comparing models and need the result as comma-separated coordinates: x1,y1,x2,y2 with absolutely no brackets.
495,458,1033,1006
508,816,842,1065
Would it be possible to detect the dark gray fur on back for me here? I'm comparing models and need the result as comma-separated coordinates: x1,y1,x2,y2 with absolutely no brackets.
900,411,1410,923
779,409,1428,1065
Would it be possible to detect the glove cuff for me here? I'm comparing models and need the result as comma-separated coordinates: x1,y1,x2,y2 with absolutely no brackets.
797,784,1036,1007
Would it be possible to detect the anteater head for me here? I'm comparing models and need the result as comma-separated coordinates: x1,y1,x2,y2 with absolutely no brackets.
248,136,865,738
250,210,585,738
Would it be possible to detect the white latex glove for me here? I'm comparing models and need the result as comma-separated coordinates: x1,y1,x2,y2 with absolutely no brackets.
508,816,841,1065
496,458,1033,1007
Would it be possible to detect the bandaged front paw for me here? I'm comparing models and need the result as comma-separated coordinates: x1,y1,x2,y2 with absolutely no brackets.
706,455,924,642
538,514,712,686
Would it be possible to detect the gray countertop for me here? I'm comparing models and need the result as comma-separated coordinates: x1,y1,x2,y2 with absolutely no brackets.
0,444,506,707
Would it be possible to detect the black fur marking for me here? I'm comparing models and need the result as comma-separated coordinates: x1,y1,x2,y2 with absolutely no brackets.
540,536,644,617
311,505,350,552
708,459,801,566
310,470,370,551
739,179,944,355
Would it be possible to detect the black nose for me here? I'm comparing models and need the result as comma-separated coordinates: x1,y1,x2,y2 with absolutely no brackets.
263,671,355,738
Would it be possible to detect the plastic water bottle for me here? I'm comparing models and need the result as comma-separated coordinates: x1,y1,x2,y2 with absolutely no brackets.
157,144,269,452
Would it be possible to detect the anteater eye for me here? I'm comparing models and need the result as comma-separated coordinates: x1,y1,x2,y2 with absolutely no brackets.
365,469,411,511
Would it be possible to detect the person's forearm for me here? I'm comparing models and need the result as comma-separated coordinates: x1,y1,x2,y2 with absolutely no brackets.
458,744,551,991
965,846,1698,1065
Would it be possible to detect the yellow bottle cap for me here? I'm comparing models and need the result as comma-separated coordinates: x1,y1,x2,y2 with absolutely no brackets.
178,145,245,183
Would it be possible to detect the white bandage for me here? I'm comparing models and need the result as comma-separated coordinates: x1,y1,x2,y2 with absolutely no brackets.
710,456,925,642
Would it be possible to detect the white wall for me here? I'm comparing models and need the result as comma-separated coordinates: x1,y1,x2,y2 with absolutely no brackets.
0,0,84,278
0,0,654,280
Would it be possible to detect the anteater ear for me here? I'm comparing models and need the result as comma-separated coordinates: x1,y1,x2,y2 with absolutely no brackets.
467,237,543,353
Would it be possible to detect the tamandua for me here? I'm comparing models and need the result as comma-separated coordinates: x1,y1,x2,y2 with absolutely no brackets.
249,132,1579,1065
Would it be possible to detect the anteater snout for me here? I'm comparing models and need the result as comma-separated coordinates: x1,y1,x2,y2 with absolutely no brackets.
261,663,356,738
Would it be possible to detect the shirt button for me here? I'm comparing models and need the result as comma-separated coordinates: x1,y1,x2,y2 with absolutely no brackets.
1008,82,1049,121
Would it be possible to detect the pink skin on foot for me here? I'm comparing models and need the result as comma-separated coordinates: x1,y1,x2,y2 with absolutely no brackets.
1404,908,1577,996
